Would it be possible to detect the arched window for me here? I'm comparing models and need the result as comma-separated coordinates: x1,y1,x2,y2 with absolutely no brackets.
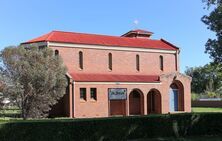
159,55,163,71
55,50,59,56
136,54,140,71
170,83,179,112
108,53,112,70
79,51,83,70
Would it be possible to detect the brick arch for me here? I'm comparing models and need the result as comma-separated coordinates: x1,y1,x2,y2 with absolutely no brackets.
147,89,162,114
170,80,184,112
129,89,144,115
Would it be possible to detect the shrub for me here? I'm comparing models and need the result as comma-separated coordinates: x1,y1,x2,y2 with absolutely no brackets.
191,93,200,101
0,113,222,141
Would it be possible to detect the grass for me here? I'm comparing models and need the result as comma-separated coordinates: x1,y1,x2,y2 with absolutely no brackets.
1,107,222,119
1,107,222,120
192,107,222,113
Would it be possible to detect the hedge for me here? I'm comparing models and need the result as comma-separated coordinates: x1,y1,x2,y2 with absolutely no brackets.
0,113,222,141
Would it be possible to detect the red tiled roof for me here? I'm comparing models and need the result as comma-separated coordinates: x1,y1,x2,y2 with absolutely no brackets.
22,30,178,50
69,73,160,83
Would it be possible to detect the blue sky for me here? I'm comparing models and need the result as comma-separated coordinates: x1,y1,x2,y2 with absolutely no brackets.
0,0,215,72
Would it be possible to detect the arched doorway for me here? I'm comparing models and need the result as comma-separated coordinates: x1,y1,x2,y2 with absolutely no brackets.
169,81,184,112
129,89,144,115
147,89,161,114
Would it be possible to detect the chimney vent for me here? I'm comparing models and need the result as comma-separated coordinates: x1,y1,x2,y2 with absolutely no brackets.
121,29,153,39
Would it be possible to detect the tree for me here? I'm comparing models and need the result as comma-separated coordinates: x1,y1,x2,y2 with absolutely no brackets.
202,0,222,63
185,63,222,94
0,46,67,119
202,0,222,6
0,74,4,109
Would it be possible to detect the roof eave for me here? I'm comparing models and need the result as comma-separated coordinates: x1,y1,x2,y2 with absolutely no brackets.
160,38,180,50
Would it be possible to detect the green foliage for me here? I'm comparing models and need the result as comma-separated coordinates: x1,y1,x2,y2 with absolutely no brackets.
191,93,200,101
206,91,217,98
0,113,222,141
202,0,222,6
216,86,222,96
0,46,67,119
202,1,222,63
185,63,222,94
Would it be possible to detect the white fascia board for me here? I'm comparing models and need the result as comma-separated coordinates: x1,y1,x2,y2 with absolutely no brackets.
48,42,177,54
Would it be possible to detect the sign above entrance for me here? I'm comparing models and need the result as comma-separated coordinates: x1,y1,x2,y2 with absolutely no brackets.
108,88,127,100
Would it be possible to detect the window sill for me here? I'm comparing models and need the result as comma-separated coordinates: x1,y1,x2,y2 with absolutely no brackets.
80,99,86,103
90,99,97,102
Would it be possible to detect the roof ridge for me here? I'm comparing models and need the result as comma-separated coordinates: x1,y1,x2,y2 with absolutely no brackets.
50,30,158,41
46,31,55,40
52,30,121,38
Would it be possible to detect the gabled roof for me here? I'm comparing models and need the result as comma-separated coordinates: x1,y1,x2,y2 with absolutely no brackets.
69,73,160,83
22,30,178,50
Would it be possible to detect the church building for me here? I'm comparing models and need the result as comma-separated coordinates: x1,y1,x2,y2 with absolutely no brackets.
22,29,192,118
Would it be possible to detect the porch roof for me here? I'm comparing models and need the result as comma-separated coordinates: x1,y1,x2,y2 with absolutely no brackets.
69,73,160,83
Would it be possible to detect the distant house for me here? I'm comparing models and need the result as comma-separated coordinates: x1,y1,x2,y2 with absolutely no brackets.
22,29,192,118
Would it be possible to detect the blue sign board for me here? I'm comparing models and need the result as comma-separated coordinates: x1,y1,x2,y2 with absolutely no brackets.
108,88,127,100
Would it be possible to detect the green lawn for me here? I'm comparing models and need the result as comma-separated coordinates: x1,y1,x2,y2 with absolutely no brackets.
1,107,222,119
192,107,222,113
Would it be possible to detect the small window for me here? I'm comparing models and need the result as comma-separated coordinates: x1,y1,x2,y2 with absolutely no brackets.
90,88,97,100
159,55,163,71
79,51,83,70
108,53,112,70
55,50,59,56
136,54,140,71
80,88,86,101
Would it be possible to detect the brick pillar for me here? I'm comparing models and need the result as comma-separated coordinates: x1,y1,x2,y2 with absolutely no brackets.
126,92,129,116
69,80,73,118
144,92,147,115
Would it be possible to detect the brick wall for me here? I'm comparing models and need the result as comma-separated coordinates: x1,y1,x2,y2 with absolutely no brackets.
50,46,178,75
48,45,191,118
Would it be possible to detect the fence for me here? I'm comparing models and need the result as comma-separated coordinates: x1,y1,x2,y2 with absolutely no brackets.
192,100,222,107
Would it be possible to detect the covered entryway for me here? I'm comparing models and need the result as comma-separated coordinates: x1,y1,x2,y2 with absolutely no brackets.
110,100,126,116
129,89,144,115
109,88,127,116
147,89,161,114
169,81,184,112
